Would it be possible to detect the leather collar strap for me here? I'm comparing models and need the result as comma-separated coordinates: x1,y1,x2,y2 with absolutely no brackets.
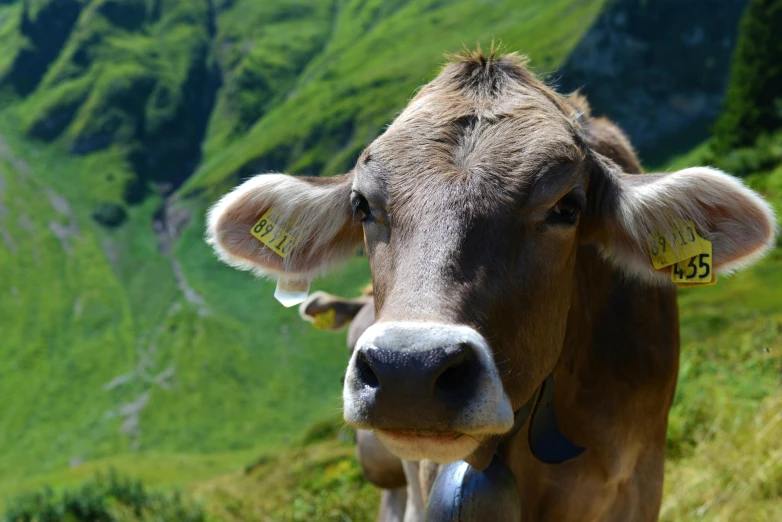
464,373,585,471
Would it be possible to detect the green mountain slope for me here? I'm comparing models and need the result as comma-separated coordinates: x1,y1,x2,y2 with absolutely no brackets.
0,120,373,493
0,0,614,494
1,1,780,519
188,0,607,194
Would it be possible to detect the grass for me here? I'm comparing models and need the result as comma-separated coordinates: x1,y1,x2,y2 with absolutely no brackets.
657,162,782,522
194,438,379,522
0,0,780,519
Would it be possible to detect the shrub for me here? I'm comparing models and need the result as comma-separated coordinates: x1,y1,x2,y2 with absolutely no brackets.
710,131,782,177
2,470,204,522
91,201,127,228
713,0,782,153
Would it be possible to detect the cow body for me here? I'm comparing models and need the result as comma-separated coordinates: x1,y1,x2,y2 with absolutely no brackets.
506,249,678,521
208,48,777,521
300,263,677,521
494,115,679,521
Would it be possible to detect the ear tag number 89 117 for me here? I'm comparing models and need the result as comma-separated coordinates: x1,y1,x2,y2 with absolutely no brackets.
648,220,703,269
249,208,311,306
250,208,298,258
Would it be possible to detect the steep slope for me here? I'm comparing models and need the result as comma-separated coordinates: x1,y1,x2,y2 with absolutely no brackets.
0,121,374,493
0,0,612,492
187,0,609,195
557,0,747,165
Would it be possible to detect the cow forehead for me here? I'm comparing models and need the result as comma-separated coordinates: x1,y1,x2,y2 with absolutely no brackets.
361,56,583,190
360,101,583,212
355,53,588,215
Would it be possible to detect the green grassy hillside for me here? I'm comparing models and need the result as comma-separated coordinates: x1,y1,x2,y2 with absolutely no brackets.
0,119,373,495
0,0,614,498
2,0,780,519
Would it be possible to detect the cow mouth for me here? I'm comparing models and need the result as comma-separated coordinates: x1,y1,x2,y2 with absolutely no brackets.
375,428,482,463
378,429,464,441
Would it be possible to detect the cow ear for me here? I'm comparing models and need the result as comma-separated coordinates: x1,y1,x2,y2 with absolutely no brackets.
583,154,778,283
298,291,371,331
206,173,363,279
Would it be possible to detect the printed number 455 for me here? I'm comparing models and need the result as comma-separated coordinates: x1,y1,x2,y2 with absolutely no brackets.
674,253,711,280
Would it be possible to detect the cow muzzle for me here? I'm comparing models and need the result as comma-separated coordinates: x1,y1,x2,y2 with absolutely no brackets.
343,322,514,463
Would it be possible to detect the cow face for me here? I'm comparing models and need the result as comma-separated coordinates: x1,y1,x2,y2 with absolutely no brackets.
207,52,777,464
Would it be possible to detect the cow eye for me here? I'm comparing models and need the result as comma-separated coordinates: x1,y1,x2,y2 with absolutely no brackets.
549,193,582,225
351,192,373,223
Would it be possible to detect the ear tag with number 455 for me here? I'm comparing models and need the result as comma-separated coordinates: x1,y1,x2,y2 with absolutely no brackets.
671,233,717,287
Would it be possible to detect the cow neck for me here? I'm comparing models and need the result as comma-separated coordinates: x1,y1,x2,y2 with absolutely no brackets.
463,373,585,471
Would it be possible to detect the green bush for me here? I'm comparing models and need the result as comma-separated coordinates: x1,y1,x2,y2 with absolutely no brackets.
2,471,204,522
708,130,782,178
713,0,782,153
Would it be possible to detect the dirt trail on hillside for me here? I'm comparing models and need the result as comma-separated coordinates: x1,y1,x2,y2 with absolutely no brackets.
153,198,210,316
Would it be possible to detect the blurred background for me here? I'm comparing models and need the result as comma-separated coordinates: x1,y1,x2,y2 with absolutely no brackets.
0,0,780,520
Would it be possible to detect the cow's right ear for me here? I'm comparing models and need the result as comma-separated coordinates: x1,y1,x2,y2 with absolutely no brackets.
206,173,363,279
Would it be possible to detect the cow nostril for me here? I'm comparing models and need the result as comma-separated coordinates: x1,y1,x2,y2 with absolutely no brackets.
356,349,380,388
434,347,472,394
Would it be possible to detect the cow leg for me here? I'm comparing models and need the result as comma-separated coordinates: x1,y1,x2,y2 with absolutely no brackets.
418,460,440,507
357,430,407,489
378,487,407,522
401,461,426,522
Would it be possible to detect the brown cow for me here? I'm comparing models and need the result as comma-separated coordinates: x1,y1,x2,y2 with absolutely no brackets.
207,49,777,520
300,292,473,521
300,290,409,522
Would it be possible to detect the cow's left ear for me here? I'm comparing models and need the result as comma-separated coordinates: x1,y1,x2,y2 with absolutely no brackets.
206,172,363,279
583,154,778,283
298,291,371,331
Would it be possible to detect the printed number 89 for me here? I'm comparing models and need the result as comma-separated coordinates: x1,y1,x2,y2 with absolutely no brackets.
253,219,275,236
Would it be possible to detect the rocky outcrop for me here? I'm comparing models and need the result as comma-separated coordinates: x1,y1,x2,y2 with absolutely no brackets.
557,0,747,163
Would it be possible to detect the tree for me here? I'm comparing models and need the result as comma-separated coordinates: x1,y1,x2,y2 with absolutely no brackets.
713,0,782,154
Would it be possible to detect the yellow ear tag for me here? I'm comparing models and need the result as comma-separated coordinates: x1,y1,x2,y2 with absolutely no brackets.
250,208,298,258
648,219,703,269
672,233,717,287
312,308,337,330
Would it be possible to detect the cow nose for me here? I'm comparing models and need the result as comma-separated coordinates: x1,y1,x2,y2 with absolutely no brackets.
354,343,477,403
343,322,515,460
347,339,487,431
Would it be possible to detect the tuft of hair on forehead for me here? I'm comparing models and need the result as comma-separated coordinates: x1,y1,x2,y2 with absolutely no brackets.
443,43,534,98
433,43,584,130
446,41,516,68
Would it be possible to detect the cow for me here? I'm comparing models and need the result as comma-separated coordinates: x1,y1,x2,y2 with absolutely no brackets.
207,48,777,521
299,290,440,522
299,289,409,522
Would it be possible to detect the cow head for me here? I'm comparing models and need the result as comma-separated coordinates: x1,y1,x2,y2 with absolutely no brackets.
207,51,777,464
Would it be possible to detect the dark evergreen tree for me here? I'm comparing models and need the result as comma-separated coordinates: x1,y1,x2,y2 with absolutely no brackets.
713,0,782,153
